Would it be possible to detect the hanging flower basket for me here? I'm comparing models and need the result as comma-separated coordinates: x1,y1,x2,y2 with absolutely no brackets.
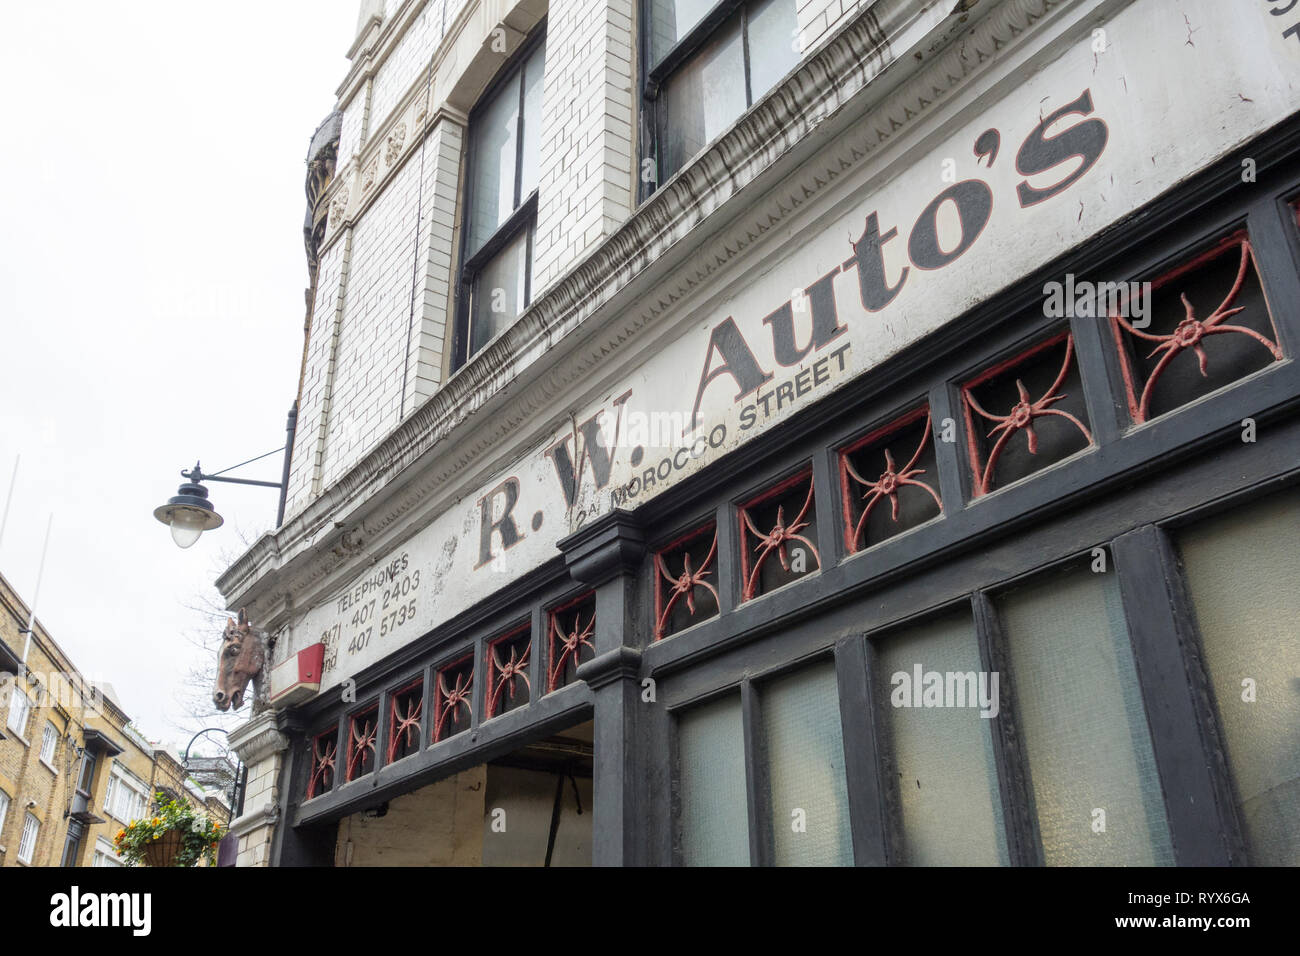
114,793,225,867
141,827,187,868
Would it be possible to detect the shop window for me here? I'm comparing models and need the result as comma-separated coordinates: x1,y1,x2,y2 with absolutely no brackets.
454,31,546,368
839,407,942,555
432,655,474,742
646,0,799,184
345,706,378,781
486,626,531,719
996,558,1173,865
759,660,852,865
872,611,1009,866
738,469,820,602
677,693,748,865
547,593,597,692
654,523,719,640
1109,233,1283,424
676,658,850,865
1176,488,1300,865
386,677,423,764
306,729,337,799
960,331,1093,497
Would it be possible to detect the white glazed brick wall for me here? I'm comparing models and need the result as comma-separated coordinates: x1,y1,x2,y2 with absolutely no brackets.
404,118,464,412
370,0,449,134
318,147,444,491
797,0,871,55
531,0,636,294
338,88,369,160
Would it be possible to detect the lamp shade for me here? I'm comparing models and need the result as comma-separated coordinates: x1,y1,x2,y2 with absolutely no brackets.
154,481,224,548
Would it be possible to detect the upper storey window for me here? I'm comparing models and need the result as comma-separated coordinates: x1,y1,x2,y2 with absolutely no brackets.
646,0,799,185
454,30,547,370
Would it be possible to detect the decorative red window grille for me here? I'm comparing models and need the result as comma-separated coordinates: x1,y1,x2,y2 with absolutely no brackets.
961,331,1094,497
1108,233,1283,424
345,706,378,782
432,655,474,743
306,730,337,799
738,470,820,603
547,593,596,693
386,678,423,764
839,407,942,554
654,524,719,640
486,626,531,719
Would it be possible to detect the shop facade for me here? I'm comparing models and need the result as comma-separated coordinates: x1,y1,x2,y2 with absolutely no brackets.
217,0,1300,866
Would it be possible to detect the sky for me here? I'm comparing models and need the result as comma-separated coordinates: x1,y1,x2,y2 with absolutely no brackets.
0,1,359,749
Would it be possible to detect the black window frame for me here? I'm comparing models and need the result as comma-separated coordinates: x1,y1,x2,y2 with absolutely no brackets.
639,0,797,196
451,22,548,372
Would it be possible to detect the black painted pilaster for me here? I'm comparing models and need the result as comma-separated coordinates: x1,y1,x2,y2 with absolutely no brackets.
562,510,648,866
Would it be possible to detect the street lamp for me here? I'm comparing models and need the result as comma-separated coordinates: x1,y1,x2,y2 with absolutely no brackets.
153,404,297,549
154,474,224,548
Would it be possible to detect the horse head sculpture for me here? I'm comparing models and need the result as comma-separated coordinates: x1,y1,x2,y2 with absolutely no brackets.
213,608,266,713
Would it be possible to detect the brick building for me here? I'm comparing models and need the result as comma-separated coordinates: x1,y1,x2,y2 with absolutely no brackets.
0,571,231,867
218,0,1300,866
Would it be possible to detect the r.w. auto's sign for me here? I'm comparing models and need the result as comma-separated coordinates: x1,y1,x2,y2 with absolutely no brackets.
289,0,1300,686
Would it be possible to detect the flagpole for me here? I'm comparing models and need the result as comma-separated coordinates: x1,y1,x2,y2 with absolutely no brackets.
20,513,53,668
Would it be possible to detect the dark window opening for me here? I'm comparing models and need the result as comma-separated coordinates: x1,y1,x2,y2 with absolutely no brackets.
433,655,475,742
738,469,819,602
644,0,799,188
961,331,1093,497
654,523,720,640
840,406,942,554
453,29,547,370
486,626,532,719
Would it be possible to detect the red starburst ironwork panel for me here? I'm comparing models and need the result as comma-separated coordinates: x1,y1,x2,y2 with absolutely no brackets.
738,470,821,603
386,677,423,764
839,407,942,554
654,524,720,640
432,655,474,743
306,729,337,799
486,626,531,719
547,593,596,693
345,707,378,782
1109,233,1283,424
961,332,1094,497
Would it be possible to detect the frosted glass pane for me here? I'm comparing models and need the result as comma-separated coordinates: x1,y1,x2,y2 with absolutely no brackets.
518,41,546,199
649,0,717,65
469,227,529,356
468,75,520,254
762,661,852,865
747,0,799,103
678,694,749,865
1000,565,1174,865
660,14,745,180
874,613,1009,865
1178,491,1300,866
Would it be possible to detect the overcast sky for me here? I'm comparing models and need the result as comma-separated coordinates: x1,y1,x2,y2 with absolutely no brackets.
0,1,358,748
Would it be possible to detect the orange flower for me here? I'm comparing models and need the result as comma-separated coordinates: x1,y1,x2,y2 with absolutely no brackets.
151,818,160,827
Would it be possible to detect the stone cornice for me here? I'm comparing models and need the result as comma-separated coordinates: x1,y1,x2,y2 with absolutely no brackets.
218,0,1078,623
